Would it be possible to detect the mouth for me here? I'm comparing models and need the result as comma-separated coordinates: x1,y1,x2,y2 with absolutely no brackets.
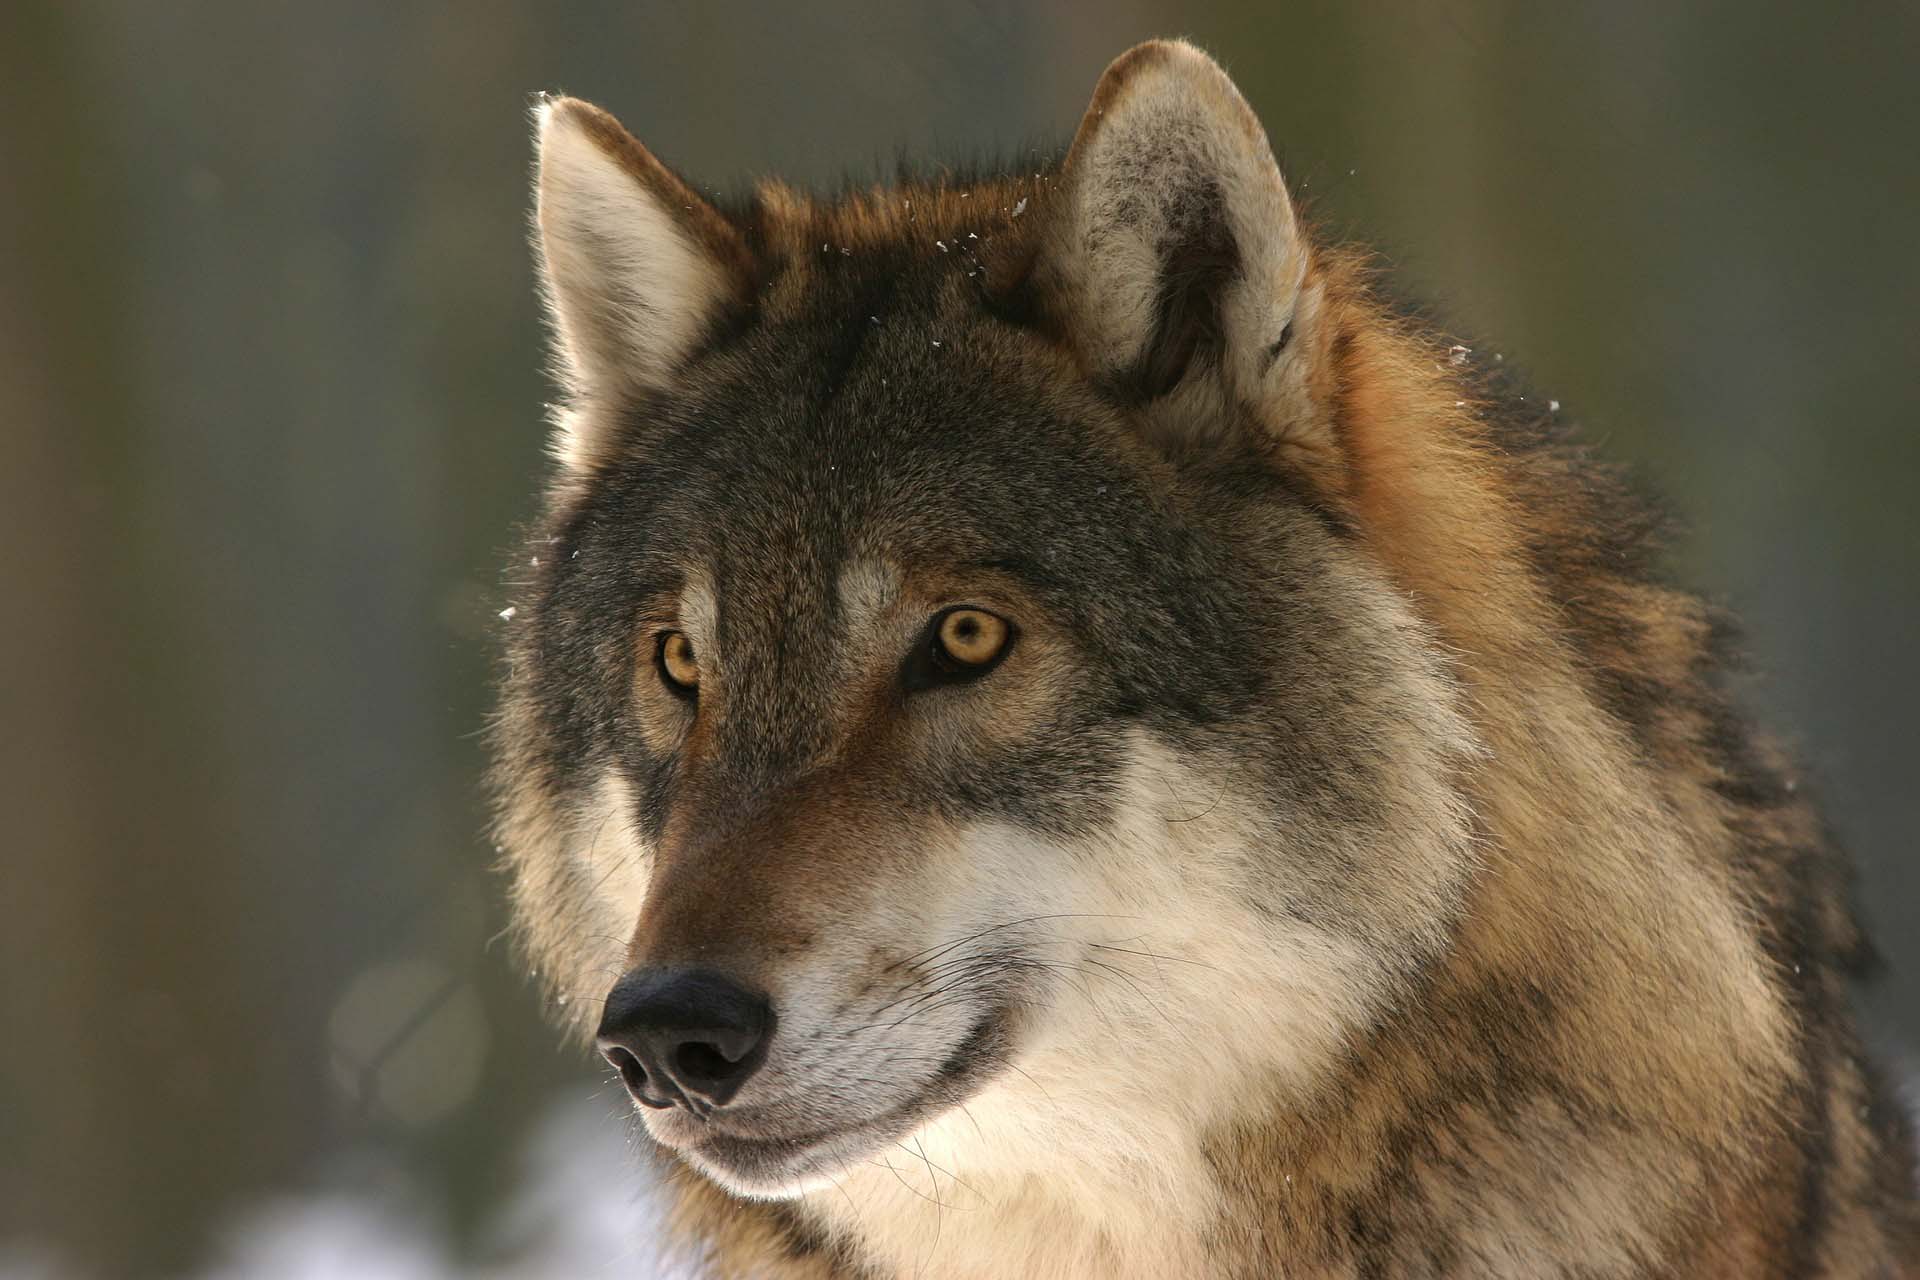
656,1005,1014,1196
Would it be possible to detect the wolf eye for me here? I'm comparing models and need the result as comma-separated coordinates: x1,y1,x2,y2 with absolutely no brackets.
657,631,699,696
906,607,1014,691
937,609,1009,666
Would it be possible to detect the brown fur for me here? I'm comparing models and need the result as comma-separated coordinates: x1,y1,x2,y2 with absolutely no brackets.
1173,252,1901,1276
495,39,1919,1278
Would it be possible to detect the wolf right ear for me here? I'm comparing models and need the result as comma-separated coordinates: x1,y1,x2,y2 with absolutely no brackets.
532,97,754,469
1039,42,1315,448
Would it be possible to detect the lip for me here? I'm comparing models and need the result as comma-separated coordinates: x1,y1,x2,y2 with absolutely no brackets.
661,1005,1015,1192
697,1114,896,1177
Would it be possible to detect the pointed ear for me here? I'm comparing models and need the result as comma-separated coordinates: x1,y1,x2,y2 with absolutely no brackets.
1043,42,1311,432
532,97,754,460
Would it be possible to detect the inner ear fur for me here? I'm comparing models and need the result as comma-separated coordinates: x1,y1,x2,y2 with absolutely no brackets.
1040,40,1310,420
532,96,756,468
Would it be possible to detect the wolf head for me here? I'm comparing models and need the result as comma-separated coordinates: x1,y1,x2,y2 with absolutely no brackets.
495,41,1481,1201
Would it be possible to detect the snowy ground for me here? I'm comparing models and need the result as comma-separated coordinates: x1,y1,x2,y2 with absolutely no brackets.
1,1096,708,1280
196,1100,706,1280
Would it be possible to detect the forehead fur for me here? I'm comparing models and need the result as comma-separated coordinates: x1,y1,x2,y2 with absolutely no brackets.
752,174,1053,275
691,171,1073,396
565,171,1165,568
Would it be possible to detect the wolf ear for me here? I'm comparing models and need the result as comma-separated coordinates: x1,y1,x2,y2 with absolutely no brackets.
1043,41,1310,435
533,97,754,464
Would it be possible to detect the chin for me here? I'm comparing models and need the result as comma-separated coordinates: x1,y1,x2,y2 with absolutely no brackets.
646,1087,943,1197
683,1130,883,1199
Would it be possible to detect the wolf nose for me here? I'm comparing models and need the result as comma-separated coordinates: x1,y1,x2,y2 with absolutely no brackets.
596,968,774,1111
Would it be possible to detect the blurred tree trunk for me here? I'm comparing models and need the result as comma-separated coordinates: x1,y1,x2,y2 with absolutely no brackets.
0,7,304,1273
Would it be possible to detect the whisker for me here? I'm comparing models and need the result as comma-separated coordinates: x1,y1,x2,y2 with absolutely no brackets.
870,1156,957,1211
1086,940,1222,972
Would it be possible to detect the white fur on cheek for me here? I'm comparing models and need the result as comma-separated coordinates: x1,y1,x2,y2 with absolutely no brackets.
570,772,653,957
798,731,1470,1279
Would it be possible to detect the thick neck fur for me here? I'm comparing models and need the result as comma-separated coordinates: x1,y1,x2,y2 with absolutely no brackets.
661,263,1915,1277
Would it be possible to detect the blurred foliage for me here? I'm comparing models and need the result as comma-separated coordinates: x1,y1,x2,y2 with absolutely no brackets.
2,1,1915,1274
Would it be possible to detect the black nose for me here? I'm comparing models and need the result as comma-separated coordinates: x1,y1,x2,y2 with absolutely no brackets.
596,968,774,1112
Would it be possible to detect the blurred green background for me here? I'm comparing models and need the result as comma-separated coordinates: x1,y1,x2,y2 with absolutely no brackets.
3,2,1915,1275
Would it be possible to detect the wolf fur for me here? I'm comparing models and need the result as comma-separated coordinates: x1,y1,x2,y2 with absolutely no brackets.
491,39,1920,1278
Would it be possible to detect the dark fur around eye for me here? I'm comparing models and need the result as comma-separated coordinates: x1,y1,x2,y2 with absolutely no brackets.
1265,321,1294,365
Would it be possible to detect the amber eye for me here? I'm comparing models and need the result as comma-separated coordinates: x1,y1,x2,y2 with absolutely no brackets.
657,630,699,695
937,608,1009,666
905,606,1014,691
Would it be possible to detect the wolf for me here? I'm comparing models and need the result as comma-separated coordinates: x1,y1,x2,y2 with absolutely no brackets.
490,38,1919,1278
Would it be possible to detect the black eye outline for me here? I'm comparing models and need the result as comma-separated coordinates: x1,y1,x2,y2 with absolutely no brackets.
655,630,700,700
903,606,1017,693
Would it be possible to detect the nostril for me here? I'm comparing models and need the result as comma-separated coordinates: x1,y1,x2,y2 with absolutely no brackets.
602,1044,670,1108
674,1040,734,1084
597,967,774,1109
602,1043,643,1086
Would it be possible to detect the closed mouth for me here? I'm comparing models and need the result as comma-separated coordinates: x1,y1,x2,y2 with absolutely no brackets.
676,1005,1014,1190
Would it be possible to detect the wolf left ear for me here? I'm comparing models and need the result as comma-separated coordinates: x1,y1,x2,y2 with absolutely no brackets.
1042,41,1313,442
533,97,755,469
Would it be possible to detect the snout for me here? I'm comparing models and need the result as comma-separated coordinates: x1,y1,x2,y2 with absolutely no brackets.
596,968,774,1113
